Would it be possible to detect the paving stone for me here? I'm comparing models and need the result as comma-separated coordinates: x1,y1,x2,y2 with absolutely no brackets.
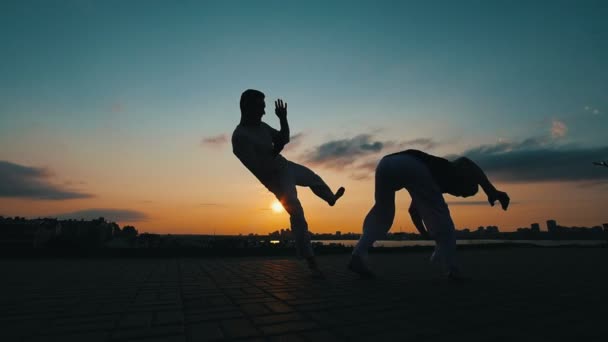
189,321,224,341
111,325,185,340
1,248,607,341
120,312,153,328
260,321,318,335
252,313,304,326
220,318,260,338
155,311,184,325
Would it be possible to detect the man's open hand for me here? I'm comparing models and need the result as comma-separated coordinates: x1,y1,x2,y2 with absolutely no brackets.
275,99,287,120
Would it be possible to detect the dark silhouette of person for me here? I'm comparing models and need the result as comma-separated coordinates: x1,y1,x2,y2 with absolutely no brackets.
349,149,510,279
232,89,345,278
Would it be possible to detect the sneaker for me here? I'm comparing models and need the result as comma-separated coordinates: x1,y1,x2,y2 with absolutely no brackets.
348,254,375,279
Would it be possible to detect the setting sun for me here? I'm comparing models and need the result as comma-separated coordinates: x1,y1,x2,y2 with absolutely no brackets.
271,200,284,213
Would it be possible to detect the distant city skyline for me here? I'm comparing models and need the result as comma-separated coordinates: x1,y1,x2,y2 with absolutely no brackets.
1,1,607,234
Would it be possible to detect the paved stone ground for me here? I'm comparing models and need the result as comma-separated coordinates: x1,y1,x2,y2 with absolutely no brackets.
0,247,607,341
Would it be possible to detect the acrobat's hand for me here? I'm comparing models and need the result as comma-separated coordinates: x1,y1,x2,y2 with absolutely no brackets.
275,99,287,120
488,190,510,211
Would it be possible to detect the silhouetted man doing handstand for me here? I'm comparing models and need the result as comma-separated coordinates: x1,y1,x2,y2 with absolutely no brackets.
349,149,509,279
232,89,345,277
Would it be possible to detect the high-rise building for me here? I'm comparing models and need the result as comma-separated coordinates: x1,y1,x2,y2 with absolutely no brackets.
531,223,540,233
547,220,558,234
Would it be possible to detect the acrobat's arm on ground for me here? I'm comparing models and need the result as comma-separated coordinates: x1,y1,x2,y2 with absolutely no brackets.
409,203,429,239
458,157,510,210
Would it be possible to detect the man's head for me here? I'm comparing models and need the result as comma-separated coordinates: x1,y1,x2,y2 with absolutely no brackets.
452,157,479,197
240,89,265,125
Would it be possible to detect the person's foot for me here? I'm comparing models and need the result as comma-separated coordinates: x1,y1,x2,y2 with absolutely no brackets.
328,187,345,207
310,267,326,279
348,254,375,279
305,257,325,279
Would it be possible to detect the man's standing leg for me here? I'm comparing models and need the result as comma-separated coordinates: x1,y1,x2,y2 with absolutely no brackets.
272,168,322,276
349,158,396,277
411,190,459,277
278,188,313,258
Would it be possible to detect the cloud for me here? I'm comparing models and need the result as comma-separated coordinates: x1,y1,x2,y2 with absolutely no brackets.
446,200,519,206
300,134,440,180
550,119,567,138
397,138,439,150
584,105,601,115
301,134,385,169
0,161,92,200
54,209,148,222
198,203,227,207
446,201,491,206
201,134,228,148
459,140,608,183
283,132,306,152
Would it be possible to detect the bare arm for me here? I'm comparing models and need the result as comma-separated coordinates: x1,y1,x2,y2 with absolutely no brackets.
459,157,510,210
409,202,430,239
272,99,290,155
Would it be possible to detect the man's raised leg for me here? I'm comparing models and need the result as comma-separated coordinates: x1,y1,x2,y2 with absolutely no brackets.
289,162,345,206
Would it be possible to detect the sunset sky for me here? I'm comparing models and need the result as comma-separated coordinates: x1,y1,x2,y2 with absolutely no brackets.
1,0,607,235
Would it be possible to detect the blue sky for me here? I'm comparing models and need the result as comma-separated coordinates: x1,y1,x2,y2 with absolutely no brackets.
1,0,607,233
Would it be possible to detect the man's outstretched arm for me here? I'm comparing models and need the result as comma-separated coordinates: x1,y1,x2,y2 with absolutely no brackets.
459,157,510,210
409,203,430,239
272,99,290,155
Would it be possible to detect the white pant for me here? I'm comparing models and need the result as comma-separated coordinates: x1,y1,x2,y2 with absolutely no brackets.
354,154,458,273
266,161,335,258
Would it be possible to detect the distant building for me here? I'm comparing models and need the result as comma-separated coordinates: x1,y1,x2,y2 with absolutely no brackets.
531,223,540,233
485,226,500,234
547,220,558,234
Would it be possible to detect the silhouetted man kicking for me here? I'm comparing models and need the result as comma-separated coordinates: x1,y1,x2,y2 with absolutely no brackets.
232,89,345,277
349,149,509,279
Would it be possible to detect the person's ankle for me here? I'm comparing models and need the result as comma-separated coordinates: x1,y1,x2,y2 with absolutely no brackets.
305,257,318,269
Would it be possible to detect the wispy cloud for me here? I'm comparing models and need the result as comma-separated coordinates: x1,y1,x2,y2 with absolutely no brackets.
300,134,440,179
0,161,92,200
584,105,601,115
301,134,385,169
283,132,306,152
338,133,608,184
551,119,567,138
446,200,519,206
198,203,227,207
201,134,229,148
458,139,608,183
54,208,148,222
397,138,439,150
